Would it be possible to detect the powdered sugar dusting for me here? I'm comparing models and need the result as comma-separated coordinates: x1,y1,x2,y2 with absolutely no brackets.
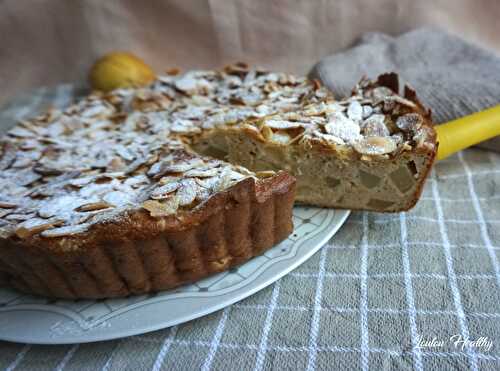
324,112,362,144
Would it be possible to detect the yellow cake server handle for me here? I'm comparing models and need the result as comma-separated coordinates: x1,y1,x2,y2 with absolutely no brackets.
436,105,500,160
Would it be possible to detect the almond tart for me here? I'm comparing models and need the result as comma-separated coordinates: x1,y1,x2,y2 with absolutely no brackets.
0,64,436,298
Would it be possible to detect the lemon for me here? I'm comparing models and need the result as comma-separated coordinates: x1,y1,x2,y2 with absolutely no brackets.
89,52,156,92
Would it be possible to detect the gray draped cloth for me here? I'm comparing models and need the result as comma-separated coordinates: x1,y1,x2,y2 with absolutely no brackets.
312,27,500,152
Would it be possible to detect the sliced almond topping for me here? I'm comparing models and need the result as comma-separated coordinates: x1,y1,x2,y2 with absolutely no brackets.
256,170,276,178
142,198,179,217
241,123,262,136
158,175,181,185
392,95,417,109
195,187,211,202
151,181,181,199
270,131,291,145
40,223,90,238
107,157,126,171
361,114,390,137
75,201,113,212
176,179,198,206
261,125,273,141
162,158,205,174
33,164,63,176
396,113,423,132
6,213,36,221
0,202,17,209
0,209,13,218
264,119,304,130
311,79,321,90
324,112,361,143
16,218,65,239
347,101,363,122
0,142,17,170
362,105,373,118
315,133,345,145
353,136,397,156
224,62,249,75
166,67,180,75
8,127,36,138
184,168,219,178
213,167,234,192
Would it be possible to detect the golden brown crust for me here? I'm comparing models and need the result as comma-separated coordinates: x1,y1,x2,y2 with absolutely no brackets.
0,172,295,298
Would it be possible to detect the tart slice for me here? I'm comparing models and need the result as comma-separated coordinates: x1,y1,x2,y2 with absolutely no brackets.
191,73,437,212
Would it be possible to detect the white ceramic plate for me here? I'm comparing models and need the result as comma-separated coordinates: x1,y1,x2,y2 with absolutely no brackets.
0,206,349,344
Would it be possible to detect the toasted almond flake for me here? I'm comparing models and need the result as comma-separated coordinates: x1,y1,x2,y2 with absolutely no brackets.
315,132,345,145
80,104,113,118
40,223,91,238
75,201,113,212
0,142,16,170
282,112,302,121
176,179,198,206
0,209,13,218
115,146,135,161
6,213,36,221
264,120,304,130
158,175,181,185
151,181,181,199
224,62,249,75
362,105,373,118
170,119,202,134
213,167,234,192
14,170,42,186
361,114,390,137
241,124,265,141
33,165,63,176
303,104,325,116
261,125,273,140
194,176,218,189
369,86,393,102
107,157,126,171
347,101,363,122
256,170,276,178
393,95,417,108
413,126,433,148
270,131,291,145
174,74,198,92
8,127,36,138
146,161,163,177
315,88,328,99
195,187,211,202
166,67,180,75
324,112,361,143
0,202,17,209
184,168,219,178
353,136,397,155
396,113,423,131
162,158,205,174
16,218,65,238
391,133,404,145
142,198,179,217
